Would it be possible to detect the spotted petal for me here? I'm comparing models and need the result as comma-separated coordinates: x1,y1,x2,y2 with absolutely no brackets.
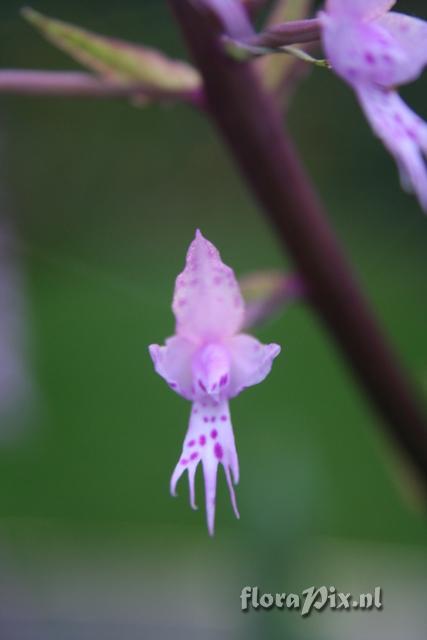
376,12,427,85
321,13,406,87
170,398,239,535
326,0,395,21
356,86,427,211
149,336,196,400
226,334,281,398
172,230,244,343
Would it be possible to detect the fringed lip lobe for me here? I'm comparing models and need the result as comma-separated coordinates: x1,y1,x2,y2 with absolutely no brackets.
170,398,239,535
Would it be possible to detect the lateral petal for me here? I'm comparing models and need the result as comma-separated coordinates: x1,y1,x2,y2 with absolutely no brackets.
149,335,196,400
227,334,281,398
376,12,427,84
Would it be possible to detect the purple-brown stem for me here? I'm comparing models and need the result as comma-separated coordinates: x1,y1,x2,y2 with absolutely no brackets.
170,0,427,486
0,70,203,105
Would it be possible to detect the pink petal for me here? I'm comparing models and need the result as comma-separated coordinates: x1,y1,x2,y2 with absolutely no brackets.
170,399,240,535
149,336,196,400
376,12,427,84
226,334,281,399
356,86,427,211
321,13,406,87
325,0,395,21
172,230,245,343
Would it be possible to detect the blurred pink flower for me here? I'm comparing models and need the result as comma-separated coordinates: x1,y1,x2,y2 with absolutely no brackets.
149,230,280,535
320,0,427,211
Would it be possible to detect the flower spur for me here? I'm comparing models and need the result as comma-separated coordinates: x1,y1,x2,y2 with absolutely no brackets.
149,230,280,535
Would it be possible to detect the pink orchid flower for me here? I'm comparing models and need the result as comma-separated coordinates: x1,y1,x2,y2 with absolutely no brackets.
149,230,280,535
320,0,427,211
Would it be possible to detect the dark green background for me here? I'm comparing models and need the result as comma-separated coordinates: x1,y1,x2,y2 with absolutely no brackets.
0,1,426,638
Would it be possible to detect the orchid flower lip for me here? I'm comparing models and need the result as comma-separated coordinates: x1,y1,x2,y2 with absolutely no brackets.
149,229,281,534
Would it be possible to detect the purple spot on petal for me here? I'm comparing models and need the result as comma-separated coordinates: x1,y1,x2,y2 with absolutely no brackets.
188,440,195,447
198,380,207,392
214,442,223,459
210,429,218,439
364,52,375,65
220,415,227,422
178,298,187,307
203,416,209,423
199,435,206,445
169,382,177,389
219,374,228,386
181,459,188,466
176,277,186,289
190,452,198,461
210,416,216,423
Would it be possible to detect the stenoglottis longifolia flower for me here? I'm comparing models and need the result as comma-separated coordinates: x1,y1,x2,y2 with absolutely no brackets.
320,0,427,211
149,231,280,535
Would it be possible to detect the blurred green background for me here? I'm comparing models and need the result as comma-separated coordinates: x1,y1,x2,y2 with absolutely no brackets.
0,1,426,638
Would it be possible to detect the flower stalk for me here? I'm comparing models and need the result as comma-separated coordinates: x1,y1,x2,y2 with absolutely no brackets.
244,18,321,49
